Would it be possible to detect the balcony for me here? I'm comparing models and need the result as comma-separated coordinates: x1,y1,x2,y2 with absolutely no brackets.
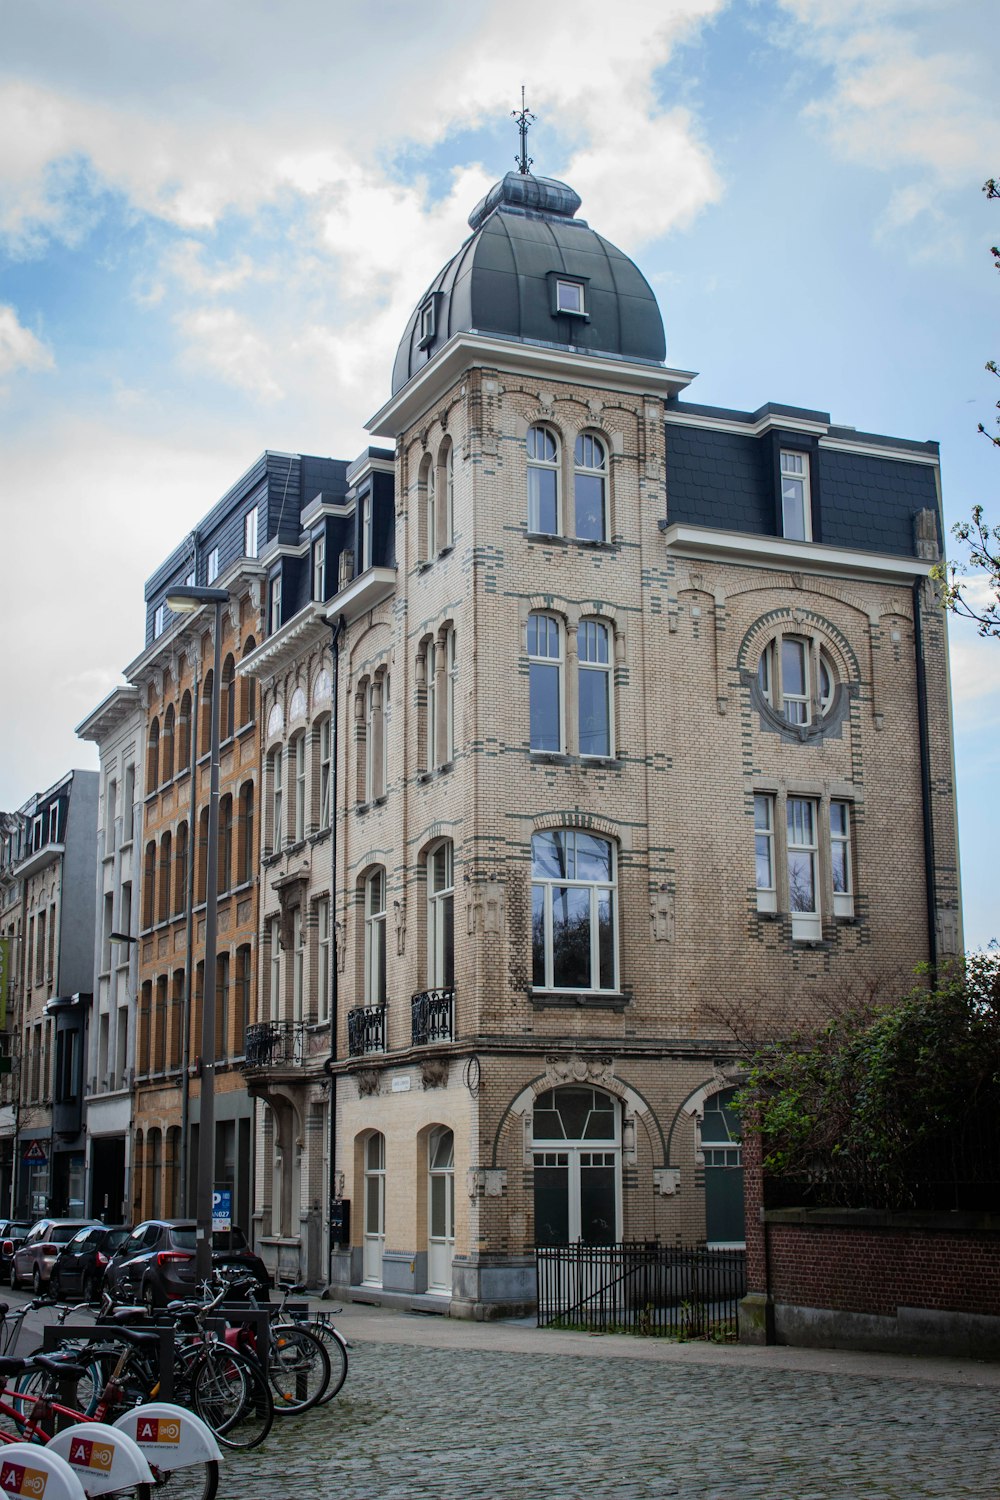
241,1020,307,1071
411,988,455,1046
347,1005,386,1057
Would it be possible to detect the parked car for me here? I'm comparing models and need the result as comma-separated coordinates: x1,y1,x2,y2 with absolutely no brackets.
0,1220,32,1277
49,1223,131,1302
11,1218,99,1291
105,1219,271,1310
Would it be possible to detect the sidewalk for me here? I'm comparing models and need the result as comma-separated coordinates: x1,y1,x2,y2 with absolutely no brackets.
313,1294,1000,1390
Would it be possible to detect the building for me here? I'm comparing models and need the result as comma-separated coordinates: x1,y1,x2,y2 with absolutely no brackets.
310,168,961,1314
9,770,99,1218
121,451,340,1236
0,807,29,1209
75,686,144,1221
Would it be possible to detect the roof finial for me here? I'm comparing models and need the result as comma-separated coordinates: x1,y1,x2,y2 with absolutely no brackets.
512,87,535,176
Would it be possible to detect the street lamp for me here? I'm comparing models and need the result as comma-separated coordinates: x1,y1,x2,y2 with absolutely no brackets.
165,583,230,1284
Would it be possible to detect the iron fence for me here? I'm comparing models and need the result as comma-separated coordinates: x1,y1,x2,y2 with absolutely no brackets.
347,1004,386,1057
241,1020,307,1070
536,1241,746,1338
411,988,455,1045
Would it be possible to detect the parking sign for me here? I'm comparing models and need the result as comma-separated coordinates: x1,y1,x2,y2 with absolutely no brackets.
212,1188,232,1230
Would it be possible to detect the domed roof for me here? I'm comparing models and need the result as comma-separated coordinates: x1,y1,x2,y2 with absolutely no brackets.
391,171,666,395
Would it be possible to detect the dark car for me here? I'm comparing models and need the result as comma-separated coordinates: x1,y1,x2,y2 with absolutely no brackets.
11,1218,100,1291
106,1219,270,1311
50,1224,131,1302
0,1220,31,1276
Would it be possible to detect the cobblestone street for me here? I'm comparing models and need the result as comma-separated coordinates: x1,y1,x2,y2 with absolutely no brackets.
219,1309,1000,1500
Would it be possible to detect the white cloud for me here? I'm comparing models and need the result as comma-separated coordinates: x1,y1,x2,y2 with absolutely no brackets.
0,304,54,382
176,308,285,400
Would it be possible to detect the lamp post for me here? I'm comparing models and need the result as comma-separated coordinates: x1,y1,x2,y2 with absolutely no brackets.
165,583,229,1285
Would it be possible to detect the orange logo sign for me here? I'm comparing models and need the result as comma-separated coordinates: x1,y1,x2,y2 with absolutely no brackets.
68,1436,114,1472
136,1416,181,1445
0,1461,48,1497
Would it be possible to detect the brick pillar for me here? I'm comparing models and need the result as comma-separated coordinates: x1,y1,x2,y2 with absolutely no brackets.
738,1117,774,1344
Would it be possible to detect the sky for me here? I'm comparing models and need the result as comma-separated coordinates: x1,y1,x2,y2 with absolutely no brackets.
0,0,997,948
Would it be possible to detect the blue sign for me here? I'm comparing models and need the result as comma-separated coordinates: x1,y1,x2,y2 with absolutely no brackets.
212,1188,232,1230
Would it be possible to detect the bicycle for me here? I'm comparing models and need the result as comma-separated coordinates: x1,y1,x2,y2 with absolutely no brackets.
256,1280,349,1404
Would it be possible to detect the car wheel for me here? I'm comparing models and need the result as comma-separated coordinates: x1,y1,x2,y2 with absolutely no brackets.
32,1267,41,1294
49,1270,61,1300
9,1262,18,1290
81,1271,96,1303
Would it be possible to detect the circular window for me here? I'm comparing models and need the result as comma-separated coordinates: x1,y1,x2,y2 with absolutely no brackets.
757,634,836,729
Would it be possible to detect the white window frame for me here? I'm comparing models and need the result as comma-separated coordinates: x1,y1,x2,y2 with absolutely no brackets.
555,279,586,316
758,634,835,728
444,630,456,764
578,618,612,757
787,797,821,941
312,532,326,601
527,426,560,535
573,433,607,542
318,717,332,828
381,672,391,791
244,506,258,559
443,443,454,549
292,905,304,1024
364,868,387,1007
754,794,776,913
426,840,454,991
293,734,306,842
207,546,220,583
269,915,281,1023
780,450,812,542
269,573,282,633
154,604,166,637
270,749,283,851
830,800,854,918
317,897,331,1024
531,829,618,993
361,491,373,573
424,457,436,560
527,613,563,754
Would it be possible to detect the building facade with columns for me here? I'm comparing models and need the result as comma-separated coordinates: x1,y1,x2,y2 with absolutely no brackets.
315,169,960,1315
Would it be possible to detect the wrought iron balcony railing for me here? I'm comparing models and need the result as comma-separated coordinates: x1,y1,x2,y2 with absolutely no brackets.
411,988,455,1046
347,1004,386,1057
241,1020,307,1071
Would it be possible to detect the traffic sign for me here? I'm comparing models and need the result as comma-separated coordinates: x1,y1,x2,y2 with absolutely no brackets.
22,1141,46,1163
212,1188,232,1230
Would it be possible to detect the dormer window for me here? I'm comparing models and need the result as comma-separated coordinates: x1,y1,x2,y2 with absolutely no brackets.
780,450,812,541
555,279,586,316
417,294,441,350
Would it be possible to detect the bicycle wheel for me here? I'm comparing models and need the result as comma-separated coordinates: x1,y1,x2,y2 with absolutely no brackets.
146,1458,220,1500
192,1344,272,1450
267,1324,330,1413
307,1322,348,1403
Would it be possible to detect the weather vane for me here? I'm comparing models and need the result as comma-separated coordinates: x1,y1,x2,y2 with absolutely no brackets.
512,87,534,175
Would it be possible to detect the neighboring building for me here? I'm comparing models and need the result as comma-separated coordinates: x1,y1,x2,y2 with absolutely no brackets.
238,448,391,1284
314,169,961,1315
0,808,29,1209
123,451,337,1235
75,686,143,1221
11,770,99,1218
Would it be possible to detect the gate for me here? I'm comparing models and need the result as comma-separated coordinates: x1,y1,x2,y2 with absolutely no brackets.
535,1242,746,1338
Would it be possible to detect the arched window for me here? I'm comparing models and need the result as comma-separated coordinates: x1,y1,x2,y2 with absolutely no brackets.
157,832,172,923
441,439,454,550
316,716,332,829
200,670,214,755
221,654,236,741
426,840,454,993
196,806,209,904
527,614,562,752
423,630,455,771
240,639,257,727
174,821,188,915
217,793,233,893
177,690,192,770
142,842,156,929
578,619,612,757
148,1127,162,1219
169,969,184,1070
364,868,387,1007
161,704,175,781
137,981,152,1076
237,782,254,885
574,433,607,541
421,452,436,560
214,952,229,1061
531,829,617,992
757,635,835,727
268,748,283,852
291,733,307,842
701,1088,744,1246
235,944,252,1053
527,425,559,534
153,974,167,1071
146,717,160,796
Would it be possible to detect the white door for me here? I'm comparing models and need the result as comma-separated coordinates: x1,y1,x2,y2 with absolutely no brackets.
362,1132,385,1285
427,1127,455,1293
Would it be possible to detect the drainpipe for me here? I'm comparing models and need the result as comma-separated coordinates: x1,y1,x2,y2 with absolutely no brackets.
912,580,938,972
322,614,346,1293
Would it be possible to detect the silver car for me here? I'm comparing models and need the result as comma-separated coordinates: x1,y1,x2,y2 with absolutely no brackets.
11,1218,98,1292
